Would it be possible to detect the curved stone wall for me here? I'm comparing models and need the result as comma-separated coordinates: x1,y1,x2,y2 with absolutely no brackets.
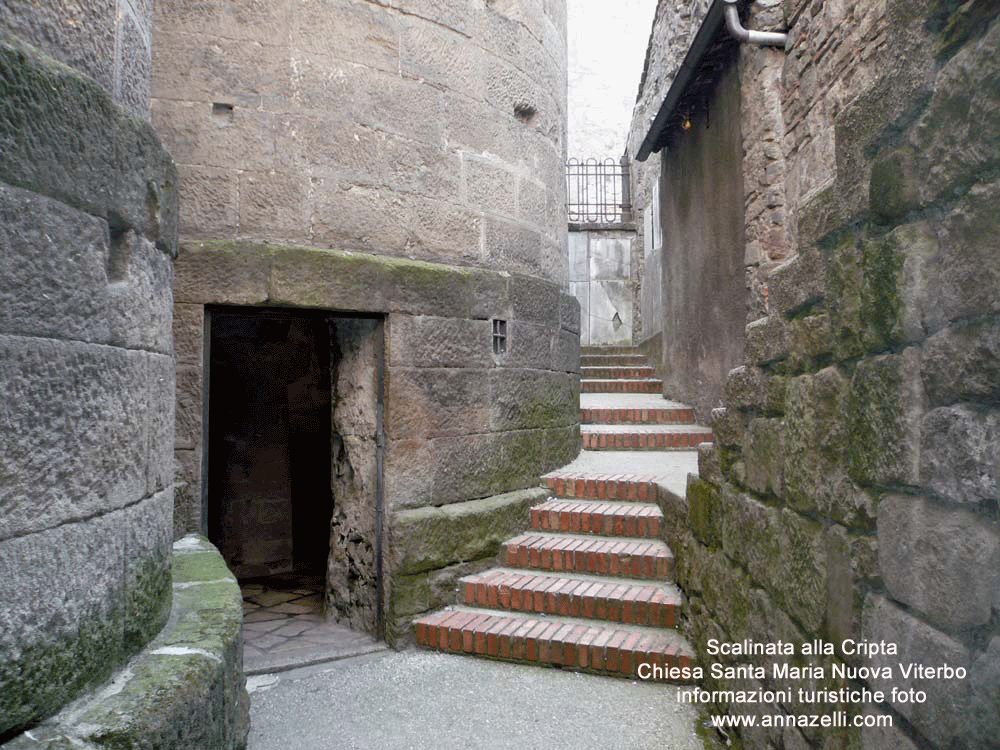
152,0,568,283
0,13,176,739
0,0,154,119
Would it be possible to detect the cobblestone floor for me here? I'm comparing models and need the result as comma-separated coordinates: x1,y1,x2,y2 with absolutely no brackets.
240,573,385,675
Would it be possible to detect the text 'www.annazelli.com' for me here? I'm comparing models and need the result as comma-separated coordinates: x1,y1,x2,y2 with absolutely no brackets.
706,712,893,730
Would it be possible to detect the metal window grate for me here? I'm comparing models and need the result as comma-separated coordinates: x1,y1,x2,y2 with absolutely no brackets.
566,157,633,225
492,319,507,355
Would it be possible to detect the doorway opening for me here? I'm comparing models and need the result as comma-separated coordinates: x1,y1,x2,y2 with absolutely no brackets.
205,307,384,658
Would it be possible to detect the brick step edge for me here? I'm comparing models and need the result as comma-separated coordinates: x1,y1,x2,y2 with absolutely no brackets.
580,406,695,425
582,380,662,394
459,570,680,627
580,367,656,379
580,355,649,367
581,346,643,355
413,609,695,681
581,430,713,451
531,499,662,538
542,474,659,502
504,534,673,579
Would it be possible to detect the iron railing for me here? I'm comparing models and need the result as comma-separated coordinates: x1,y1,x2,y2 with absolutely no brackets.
566,157,633,225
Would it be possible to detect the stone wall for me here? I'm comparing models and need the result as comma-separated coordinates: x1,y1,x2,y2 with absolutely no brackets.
641,2,1000,749
151,0,567,284
155,0,576,646
0,13,177,743
568,228,636,345
0,0,154,119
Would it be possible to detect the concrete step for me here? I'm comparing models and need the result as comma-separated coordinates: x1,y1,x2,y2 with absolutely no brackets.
458,568,682,628
413,607,695,681
580,366,656,379
581,424,714,451
581,378,662,394
504,532,673,580
531,498,662,538
580,354,649,367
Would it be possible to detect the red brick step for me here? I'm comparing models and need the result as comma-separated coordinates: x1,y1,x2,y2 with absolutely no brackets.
504,533,673,579
459,569,682,628
413,608,695,681
582,378,662,394
581,366,656,379
580,354,649,367
580,425,713,451
542,472,660,502
531,499,662,538
580,405,695,425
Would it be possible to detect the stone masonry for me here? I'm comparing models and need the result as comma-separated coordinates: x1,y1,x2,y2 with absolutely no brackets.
630,1,1000,749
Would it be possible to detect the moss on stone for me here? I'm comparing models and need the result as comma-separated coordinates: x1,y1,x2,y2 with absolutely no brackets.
860,234,905,351
687,479,724,550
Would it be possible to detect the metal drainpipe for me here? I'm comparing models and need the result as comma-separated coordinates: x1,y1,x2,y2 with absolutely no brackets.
723,0,788,47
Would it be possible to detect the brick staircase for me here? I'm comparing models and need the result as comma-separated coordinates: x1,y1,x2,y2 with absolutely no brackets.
413,345,711,681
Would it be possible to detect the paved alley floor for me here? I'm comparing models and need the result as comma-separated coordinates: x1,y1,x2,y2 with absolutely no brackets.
247,650,707,750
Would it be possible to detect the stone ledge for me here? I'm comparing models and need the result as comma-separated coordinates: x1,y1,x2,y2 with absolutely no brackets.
3,536,249,750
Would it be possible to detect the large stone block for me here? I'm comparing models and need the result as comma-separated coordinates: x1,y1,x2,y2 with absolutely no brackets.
400,13,482,99
505,320,556,370
484,217,543,275
388,315,492,368
173,303,204,368
391,487,547,575
116,7,151,119
921,316,1000,407
146,353,176,496
0,513,127,735
174,242,269,305
910,17,1000,206
464,154,517,217
294,0,399,72
238,171,311,245
0,337,148,539
845,349,924,487
744,315,790,367
0,183,112,345
725,366,768,412
967,637,1000,750
488,369,576,431
173,448,202,539
175,364,203,452
154,0,292,47
920,405,1000,504
386,367,490,439
175,164,239,240
879,494,1000,630
0,0,116,92
768,249,825,316
743,418,784,498
123,489,173,653
862,595,970,748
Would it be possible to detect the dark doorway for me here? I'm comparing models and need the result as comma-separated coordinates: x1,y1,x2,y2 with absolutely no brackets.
207,308,334,580
205,307,384,640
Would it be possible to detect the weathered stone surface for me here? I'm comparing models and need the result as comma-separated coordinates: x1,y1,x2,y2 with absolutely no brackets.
391,488,548,575
743,418,784,498
687,477,724,549
173,448,202,540
387,367,490,439
845,348,924,487
146,353,176,496
0,36,178,254
862,595,970,749
921,315,1000,407
559,292,581,335
488,369,577,431
768,249,825,316
710,406,748,448
878,494,1000,630
0,337,148,539
725,365,768,412
173,242,269,305
744,315,790,366
505,320,557,370
7,536,250,750
0,513,126,736
920,405,1000,504
861,707,919,750
967,637,1000,750
910,17,1000,206
389,315,492,369
123,490,173,653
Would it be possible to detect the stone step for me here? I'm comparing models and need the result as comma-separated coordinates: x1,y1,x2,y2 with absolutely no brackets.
580,404,695,425
413,607,695,681
580,354,648,367
503,532,673,580
581,424,714,451
458,568,682,628
580,366,656,379
530,498,662,538
581,346,642,356
542,472,660,502
581,378,662,394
